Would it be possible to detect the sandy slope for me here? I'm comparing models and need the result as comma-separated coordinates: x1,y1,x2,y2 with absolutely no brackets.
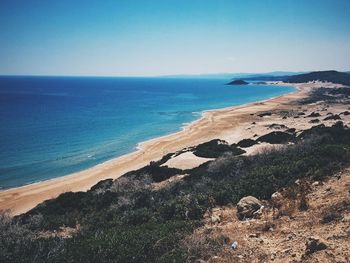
0,81,336,215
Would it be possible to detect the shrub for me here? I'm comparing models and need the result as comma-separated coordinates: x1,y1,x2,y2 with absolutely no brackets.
257,131,295,144
237,138,257,148
63,221,198,263
193,139,245,158
324,114,341,121
159,194,208,221
89,178,113,193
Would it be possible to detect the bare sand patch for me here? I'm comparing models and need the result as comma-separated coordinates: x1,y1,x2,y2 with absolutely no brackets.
162,151,214,170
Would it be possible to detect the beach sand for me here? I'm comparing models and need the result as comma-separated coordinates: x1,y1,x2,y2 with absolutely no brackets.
0,81,339,215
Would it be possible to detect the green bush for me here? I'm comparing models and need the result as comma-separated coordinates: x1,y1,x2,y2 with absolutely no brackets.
257,131,295,144
237,138,257,148
193,139,245,158
62,221,197,263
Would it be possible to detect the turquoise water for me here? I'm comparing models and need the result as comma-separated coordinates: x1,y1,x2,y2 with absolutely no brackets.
0,76,295,189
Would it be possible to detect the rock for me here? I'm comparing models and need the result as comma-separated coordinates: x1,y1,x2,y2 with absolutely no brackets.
305,236,327,255
286,128,296,134
253,205,265,219
258,238,264,244
211,215,221,224
312,181,320,186
341,215,350,222
287,234,294,240
271,191,283,201
210,256,223,262
231,241,238,250
237,196,262,220
282,248,291,254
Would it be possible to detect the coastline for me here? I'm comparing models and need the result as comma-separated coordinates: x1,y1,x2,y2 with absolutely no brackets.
137,83,298,151
0,82,312,215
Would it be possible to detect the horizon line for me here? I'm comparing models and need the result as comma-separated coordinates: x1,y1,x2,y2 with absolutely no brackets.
0,69,349,78
1,69,349,78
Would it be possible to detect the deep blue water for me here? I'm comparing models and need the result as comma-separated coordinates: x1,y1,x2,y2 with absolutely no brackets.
0,76,295,189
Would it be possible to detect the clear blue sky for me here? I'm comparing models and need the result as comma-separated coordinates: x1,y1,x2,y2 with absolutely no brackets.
0,0,349,76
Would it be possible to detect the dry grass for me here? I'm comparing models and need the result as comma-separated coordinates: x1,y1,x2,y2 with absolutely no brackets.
273,179,311,219
180,170,350,263
182,228,230,262
320,199,350,224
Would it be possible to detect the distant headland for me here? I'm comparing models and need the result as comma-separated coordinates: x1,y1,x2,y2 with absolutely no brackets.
227,79,249,85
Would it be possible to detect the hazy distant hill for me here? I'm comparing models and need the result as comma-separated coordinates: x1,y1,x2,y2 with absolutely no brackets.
240,75,289,82
161,71,301,79
285,70,350,86
233,72,306,82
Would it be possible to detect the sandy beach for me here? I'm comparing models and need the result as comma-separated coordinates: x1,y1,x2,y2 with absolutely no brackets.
0,81,335,215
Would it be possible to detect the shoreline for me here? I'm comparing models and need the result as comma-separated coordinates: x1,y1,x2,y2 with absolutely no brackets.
0,82,311,215
0,84,296,191
137,83,299,151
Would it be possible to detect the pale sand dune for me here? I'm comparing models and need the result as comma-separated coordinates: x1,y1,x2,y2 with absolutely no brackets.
162,151,214,170
0,81,334,215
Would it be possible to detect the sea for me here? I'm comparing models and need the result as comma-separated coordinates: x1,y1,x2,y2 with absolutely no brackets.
0,76,295,189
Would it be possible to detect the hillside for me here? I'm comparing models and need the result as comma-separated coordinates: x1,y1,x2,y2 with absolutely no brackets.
285,70,350,85
1,82,350,262
192,168,350,262
161,71,300,79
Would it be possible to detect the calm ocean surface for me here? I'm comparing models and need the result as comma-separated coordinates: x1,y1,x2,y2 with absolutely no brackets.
0,76,295,189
